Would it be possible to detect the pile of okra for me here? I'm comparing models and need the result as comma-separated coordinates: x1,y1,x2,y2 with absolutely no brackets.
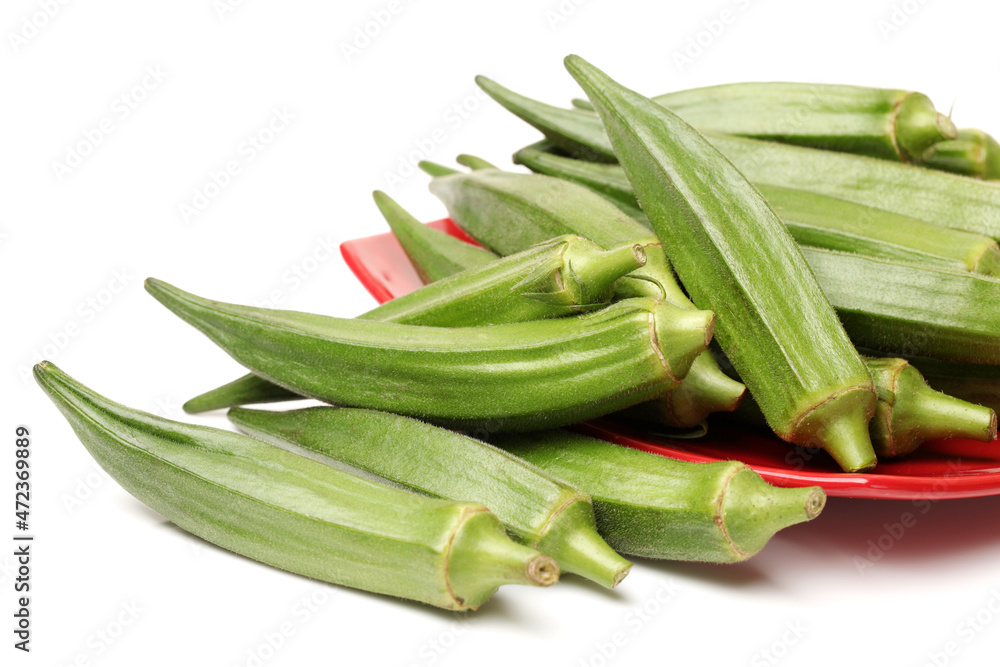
37,55,1000,610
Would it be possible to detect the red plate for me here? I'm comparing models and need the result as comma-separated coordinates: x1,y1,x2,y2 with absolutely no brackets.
340,221,1000,500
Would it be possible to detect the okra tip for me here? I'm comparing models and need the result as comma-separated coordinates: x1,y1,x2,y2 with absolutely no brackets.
418,160,459,177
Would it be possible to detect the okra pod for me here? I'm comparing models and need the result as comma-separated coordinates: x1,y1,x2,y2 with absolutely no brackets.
515,145,1000,277
148,279,713,432
571,82,956,162
923,128,1000,180
802,248,1000,365
494,429,825,562
229,406,632,588
566,55,877,472
479,79,1000,240
34,363,558,611
421,161,746,427
184,197,647,414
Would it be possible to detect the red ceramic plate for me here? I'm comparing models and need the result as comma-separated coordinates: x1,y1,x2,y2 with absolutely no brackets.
340,220,1000,500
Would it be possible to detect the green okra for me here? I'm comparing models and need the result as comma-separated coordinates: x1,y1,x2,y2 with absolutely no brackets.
420,160,746,428
802,248,1000,365
494,429,825,562
229,406,632,588
515,145,1000,277
376,190,497,283
568,81,956,163
923,129,1000,180
865,358,997,458
478,79,1000,240
148,279,714,431
184,195,647,414
34,363,558,611
566,55,877,473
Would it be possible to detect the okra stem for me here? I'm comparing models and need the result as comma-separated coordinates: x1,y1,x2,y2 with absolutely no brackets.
721,470,826,557
867,358,997,458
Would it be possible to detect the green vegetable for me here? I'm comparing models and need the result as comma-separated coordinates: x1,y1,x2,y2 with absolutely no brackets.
229,406,632,588
515,145,1000,276
802,248,1000,365
375,190,497,283
184,198,647,414
494,429,825,561
420,161,746,427
865,357,996,458
566,55,877,472
477,79,1000,240
148,279,714,432
566,81,956,162
923,128,1000,180
33,363,558,611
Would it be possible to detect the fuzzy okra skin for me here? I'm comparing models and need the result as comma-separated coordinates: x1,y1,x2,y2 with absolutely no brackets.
421,162,746,427
374,190,498,283
33,363,558,610
479,78,1000,241
515,145,1000,277
923,129,1000,180
865,358,997,458
494,429,825,562
567,55,878,473
229,406,632,588
570,82,956,163
183,212,647,414
148,279,713,431
802,248,1000,365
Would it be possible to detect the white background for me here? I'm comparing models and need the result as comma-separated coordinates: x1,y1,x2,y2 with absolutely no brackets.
5,0,1000,665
